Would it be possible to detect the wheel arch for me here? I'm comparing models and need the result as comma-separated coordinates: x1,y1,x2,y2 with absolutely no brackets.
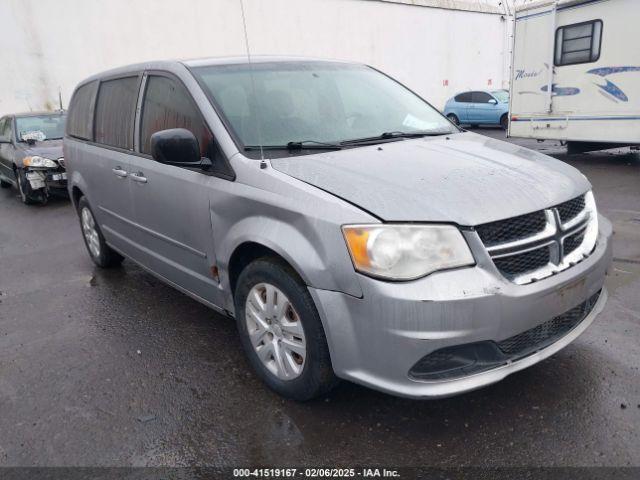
227,241,306,297
71,185,84,210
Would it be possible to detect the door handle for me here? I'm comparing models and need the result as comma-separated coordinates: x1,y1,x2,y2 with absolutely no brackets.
112,167,128,178
130,172,147,183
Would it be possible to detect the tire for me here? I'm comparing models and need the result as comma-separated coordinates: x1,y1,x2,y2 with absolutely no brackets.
447,114,460,126
234,257,337,401
77,196,124,268
16,168,45,205
500,114,508,130
0,178,11,189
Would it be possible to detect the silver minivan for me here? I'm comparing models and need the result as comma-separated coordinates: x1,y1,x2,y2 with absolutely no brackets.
65,57,612,400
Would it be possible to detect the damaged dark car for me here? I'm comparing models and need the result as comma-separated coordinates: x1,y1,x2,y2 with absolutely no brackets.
0,111,67,204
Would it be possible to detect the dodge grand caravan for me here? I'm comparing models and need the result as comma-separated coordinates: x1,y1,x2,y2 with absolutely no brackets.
64,57,612,400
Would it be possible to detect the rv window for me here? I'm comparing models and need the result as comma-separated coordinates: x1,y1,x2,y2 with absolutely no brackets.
555,20,602,66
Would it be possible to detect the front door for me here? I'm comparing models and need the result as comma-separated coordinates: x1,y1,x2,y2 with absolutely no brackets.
127,73,221,306
468,91,499,124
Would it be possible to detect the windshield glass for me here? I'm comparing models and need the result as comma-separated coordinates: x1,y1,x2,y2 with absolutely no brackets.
16,114,66,141
192,62,456,149
491,90,509,103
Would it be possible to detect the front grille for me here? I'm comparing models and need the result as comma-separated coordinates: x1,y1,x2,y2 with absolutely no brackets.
493,247,550,276
557,195,585,224
476,194,591,284
563,229,585,256
497,290,601,357
476,210,547,247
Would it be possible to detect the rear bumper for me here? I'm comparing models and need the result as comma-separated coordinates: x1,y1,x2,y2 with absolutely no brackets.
310,216,612,399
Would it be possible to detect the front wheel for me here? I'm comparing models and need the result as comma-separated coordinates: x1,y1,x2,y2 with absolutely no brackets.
234,257,337,401
77,196,124,268
500,114,508,130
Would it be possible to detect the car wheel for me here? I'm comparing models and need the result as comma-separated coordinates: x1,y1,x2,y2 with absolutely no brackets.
500,114,508,130
16,168,45,205
0,178,11,189
447,114,459,126
234,257,337,401
77,196,124,268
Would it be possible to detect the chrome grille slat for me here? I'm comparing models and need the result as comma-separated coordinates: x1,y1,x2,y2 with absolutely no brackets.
476,194,593,284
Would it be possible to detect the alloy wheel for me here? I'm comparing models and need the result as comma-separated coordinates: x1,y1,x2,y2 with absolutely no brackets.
81,207,101,259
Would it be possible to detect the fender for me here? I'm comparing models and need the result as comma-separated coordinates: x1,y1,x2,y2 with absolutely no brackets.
215,214,364,312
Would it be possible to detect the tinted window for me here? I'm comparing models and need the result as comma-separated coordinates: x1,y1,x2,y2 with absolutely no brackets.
555,20,602,66
0,118,9,142
95,76,139,149
471,92,494,103
454,92,472,103
140,76,212,156
67,81,98,140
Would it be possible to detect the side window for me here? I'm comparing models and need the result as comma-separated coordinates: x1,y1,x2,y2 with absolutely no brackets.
94,76,139,149
0,118,7,142
140,75,212,157
67,81,98,140
455,92,472,103
471,92,494,104
555,20,602,66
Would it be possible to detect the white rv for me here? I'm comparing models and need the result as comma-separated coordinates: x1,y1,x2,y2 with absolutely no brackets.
508,0,640,153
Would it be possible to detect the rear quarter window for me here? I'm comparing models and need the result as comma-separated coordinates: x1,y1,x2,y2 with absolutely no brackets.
94,76,139,149
67,81,98,140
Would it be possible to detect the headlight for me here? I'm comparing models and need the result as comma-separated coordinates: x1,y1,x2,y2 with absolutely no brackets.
23,156,57,168
582,190,598,252
342,224,475,280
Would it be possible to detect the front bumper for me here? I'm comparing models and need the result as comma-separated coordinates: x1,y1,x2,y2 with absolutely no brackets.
25,168,67,191
310,216,612,399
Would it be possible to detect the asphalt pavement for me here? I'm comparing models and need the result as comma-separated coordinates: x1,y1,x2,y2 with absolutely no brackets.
0,130,638,468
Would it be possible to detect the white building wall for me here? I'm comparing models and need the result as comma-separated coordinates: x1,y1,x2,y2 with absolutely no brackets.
0,0,511,116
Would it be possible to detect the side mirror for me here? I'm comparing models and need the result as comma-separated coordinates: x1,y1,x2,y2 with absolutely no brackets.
488,98,498,105
150,128,203,166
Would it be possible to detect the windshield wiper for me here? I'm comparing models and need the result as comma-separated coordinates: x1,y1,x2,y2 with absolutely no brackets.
244,140,342,151
340,130,451,146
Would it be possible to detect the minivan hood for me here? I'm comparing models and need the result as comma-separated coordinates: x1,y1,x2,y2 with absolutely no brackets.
271,132,590,226
17,139,63,159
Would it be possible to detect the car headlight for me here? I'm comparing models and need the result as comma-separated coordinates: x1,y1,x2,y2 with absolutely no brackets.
23,156,58,168
582,190,598,252
342,224,475,280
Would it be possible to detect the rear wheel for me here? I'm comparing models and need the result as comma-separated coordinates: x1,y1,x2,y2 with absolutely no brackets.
447,113,459,126
234,257,337,401
16,168,45,205
77,196,124,268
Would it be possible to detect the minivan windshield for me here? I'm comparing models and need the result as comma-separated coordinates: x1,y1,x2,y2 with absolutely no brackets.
16,114,66,142
191,62,457,152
